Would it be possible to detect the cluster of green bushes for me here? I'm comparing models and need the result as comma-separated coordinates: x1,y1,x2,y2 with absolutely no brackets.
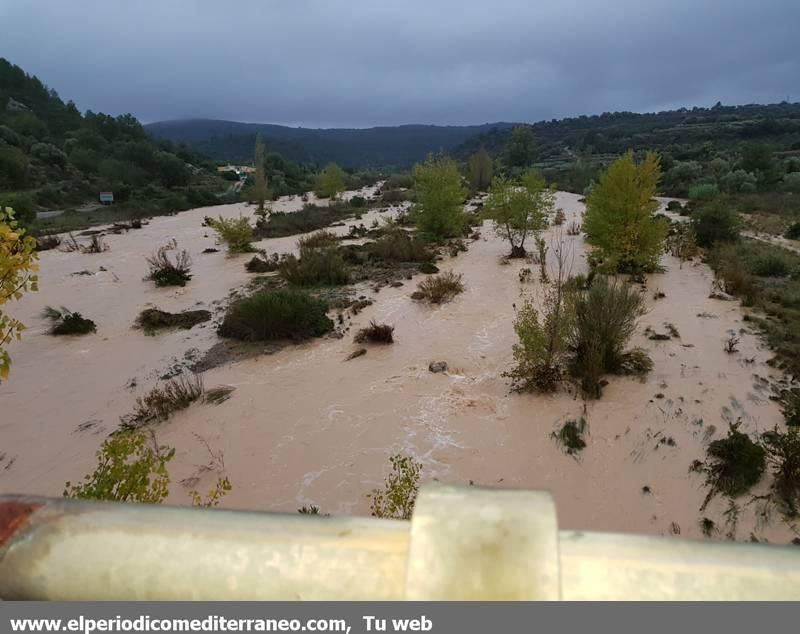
254,202,354,239
218,289,334,342
279,245,350,287
698,422,800,520
506,276,652,398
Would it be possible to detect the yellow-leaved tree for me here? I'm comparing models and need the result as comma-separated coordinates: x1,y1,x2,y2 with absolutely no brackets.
1,206,38,380
583,151,668,273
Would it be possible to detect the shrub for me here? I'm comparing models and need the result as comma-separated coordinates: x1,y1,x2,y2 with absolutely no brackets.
369,454,421,520
210,216,254,253
63,431,174,503
1,206,38,379
761,426,800,518
750,252,791,277
191,476,233,508
616,348,654,375
414,271,465,303
570,277,649,398
245,253,282,272
566,221,581,236
691,200,740,247
784,223,800,240
135,308,211,335
700,422,766,510
350,195,367,208
354,320,395,344
368,228,431,263
552,418,588,456
382,189,406,204
553,209,566,225
298,230,339,250
255,204,351,238
688,183,719,202
504,266,574,393
121,373,205,430
707,244,759,305
386,173,414,189
218,289,334,341
279,247,350,286
145,247,192,287
42,306,96,335
781,173,800,193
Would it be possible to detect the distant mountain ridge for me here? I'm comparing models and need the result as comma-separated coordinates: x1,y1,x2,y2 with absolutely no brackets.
144,119,517,168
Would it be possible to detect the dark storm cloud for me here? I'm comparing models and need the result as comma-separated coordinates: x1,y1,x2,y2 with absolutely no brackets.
1,0,798,127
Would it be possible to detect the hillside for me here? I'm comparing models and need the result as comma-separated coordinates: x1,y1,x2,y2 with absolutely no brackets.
145,119,516,168
453,102,800,194
0,58,225,224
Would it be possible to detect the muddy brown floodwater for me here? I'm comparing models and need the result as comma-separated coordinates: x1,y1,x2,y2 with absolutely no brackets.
0,189,794,543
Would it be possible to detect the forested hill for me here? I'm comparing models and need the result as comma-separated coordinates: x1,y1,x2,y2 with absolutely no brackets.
452,102,800,196
0,58,222,221
454,102,800,162
144,119,516,168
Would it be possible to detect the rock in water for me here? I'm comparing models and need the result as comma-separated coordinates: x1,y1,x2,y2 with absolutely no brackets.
429,361,448,373
345,348,367,361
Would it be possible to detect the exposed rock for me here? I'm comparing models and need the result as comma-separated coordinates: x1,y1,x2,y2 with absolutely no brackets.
429,361,448,373
345,348,367,361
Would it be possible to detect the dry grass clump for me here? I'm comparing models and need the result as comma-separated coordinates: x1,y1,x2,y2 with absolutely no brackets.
135,308,211,335
354,320,395,344
42,306,96,335
81,235,109,254
145,247,192,287
120,373,204,431
414,271,465,304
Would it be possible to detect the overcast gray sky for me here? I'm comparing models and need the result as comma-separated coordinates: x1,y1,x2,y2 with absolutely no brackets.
1,0,798,128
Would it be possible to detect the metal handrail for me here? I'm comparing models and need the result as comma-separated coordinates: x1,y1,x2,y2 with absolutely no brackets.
2,485,799,600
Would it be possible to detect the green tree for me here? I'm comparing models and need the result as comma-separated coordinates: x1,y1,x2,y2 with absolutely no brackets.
253,134,269,212
316,162,346,199
507,125,536,168
1,207,38,381
64,431,174,503
412,156,466,240
740,144,776,185
583,151,668,273
483,170,552,257
466,148,493,191
691,199,741,247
